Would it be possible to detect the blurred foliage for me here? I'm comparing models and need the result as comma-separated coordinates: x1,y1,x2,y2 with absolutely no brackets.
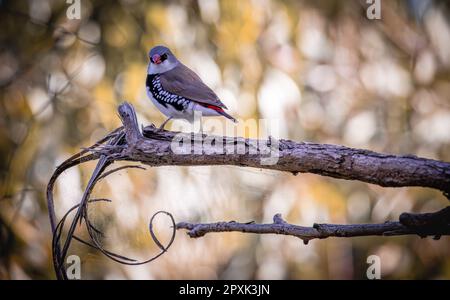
0,0,449,279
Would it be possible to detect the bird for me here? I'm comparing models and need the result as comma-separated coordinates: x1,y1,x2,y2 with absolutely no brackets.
145,45,237,130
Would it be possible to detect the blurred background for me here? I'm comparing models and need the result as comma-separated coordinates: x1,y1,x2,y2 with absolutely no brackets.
1,0,450,279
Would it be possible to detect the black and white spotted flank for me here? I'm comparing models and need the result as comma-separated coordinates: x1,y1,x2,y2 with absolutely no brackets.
146,74,189,112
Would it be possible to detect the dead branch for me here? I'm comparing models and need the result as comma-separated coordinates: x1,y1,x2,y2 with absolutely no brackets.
112,102,450,195
46,102,450,279
177,207,450,244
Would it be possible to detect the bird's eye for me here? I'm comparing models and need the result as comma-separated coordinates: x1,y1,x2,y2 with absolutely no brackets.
161,53,168,61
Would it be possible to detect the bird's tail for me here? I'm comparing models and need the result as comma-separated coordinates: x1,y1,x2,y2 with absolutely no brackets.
217,109,237,123
203,104,238,123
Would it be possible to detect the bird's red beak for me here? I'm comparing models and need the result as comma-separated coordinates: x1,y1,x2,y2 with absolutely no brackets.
152,54,162,64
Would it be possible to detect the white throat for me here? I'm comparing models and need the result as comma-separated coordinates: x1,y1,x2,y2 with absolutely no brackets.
147,60,178,75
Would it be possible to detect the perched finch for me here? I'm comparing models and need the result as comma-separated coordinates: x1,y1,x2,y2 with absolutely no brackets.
146,45,236,129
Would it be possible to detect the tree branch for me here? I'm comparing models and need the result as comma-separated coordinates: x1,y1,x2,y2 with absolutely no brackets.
110,102,450,194
177,207,450,244
47,102,450,279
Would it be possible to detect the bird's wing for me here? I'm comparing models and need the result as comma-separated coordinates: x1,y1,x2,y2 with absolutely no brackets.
159,64,227,108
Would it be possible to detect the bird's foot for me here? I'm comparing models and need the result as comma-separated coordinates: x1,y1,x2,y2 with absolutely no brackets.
158,117,173,131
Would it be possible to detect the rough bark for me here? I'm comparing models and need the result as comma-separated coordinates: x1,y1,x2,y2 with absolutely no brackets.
177,208,450,244
110,102,450,194
47,102,450,280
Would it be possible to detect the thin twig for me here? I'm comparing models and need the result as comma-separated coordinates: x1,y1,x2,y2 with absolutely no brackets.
177,209,450,245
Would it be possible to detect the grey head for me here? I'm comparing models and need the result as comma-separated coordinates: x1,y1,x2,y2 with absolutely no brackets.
147,45,179,74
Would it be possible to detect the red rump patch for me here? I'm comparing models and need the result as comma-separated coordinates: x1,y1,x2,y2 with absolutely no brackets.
204,104,223,112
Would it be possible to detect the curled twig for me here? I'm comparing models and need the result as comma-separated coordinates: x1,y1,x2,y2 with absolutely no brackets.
47,126,176,279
